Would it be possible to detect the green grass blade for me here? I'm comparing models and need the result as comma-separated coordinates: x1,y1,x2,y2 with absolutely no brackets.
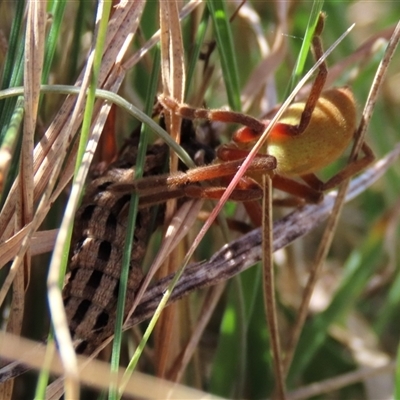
0,0,25,137
42,0,67,83
396,339,400,399
286,0,324,96
0,0,24,93
0,97,24,205
375,267,400,334
67,0,89,83
0,0,25,143
185,7,210,97
206,0,241,111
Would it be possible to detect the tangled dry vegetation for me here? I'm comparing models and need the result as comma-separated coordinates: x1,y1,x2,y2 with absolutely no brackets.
0,1,399,399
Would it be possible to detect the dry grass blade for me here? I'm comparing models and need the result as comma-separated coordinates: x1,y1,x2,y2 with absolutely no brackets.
0,228,57,267
122,0,202,70
262,174,286,399
287,362,396,400
157,0,187,379
0,3,46,398
0,332,224,400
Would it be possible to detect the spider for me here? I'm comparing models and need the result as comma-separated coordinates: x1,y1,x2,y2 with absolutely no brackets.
130,13,374,225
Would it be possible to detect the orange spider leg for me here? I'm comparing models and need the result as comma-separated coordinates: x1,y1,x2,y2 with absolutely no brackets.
126,155,276,210
320,142,375,190
132,155,276,193
184,176,263,202
159,95,266,135
184,175,266,227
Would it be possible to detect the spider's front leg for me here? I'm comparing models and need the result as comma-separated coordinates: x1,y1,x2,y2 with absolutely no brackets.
158,95,266,135
130,153,277,206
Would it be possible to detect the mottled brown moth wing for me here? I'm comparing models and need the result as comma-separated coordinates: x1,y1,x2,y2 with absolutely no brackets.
62,142,168,354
